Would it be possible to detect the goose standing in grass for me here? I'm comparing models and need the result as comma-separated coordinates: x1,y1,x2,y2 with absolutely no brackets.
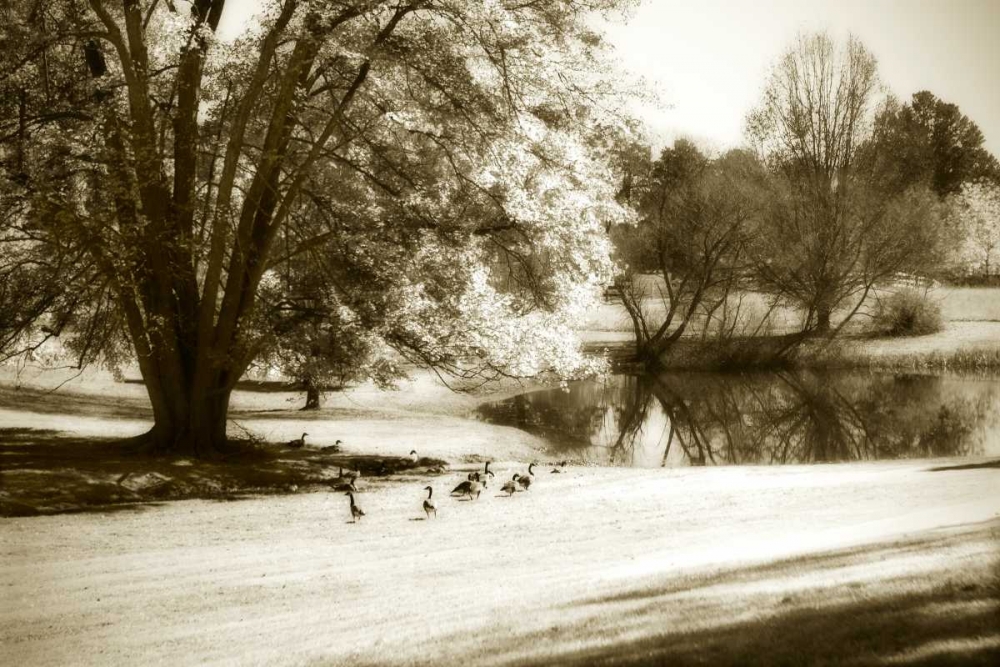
470,461,494,486
422,486,437,518
501,474,521,497
287,432,308,449
331,475,358,493
451,479,483,500
323,439,343,452
518,462,536,491
409,449,419,463
346,492,365,523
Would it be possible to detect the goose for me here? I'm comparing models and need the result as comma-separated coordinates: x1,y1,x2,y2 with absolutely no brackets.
470,461,495,486
501,474,521,497
422,486,437,518
287,432,308,449
451,479,483,500
518,462,536,490
409,449,419,463
324,439,343,452
331,476,358,493
346,491,365,523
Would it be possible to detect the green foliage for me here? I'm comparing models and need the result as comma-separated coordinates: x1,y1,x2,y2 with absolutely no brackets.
872,289,943,337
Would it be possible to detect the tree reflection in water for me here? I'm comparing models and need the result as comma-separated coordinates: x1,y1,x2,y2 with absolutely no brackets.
478,372,994,467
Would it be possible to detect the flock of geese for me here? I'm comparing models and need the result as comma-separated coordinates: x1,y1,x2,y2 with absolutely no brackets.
342,455,568,523
284,434,569,522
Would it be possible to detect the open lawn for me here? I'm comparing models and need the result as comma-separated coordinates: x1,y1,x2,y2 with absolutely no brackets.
2,369,999,665
580,283,1000,333
2,457,997,666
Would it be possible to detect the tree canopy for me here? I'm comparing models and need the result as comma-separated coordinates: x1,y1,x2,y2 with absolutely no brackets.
0,0,636,456
866,91,1000,198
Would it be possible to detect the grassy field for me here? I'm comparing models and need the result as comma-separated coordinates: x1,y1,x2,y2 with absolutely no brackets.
581,283,1000,333
3,444,998,665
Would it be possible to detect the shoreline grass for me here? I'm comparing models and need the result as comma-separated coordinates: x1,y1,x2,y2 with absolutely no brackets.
592,329,1000,375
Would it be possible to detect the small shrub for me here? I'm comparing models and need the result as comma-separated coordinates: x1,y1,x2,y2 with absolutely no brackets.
873,289,943,337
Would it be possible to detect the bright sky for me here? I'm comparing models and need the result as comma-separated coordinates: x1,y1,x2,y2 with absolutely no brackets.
218,0,1000,156
603,0,1000,155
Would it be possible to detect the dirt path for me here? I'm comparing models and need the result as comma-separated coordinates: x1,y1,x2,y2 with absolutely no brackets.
3,459,998,666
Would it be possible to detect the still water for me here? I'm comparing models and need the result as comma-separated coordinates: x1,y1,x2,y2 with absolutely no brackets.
477,371,1000,467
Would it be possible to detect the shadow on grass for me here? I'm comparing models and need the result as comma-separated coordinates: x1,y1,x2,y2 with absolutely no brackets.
0,427,447,517
421,522,1000,667
928,459,1000,472
120,378,351,394
0,384,153,420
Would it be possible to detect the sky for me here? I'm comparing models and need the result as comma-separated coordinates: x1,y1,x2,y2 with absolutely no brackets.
218,0,1000,156
602,0,1000,155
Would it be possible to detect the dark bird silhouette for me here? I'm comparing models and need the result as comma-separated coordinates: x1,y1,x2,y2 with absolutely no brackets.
518,463,536,490
451,479,482,500
422,486,437,518
324,439,343,452
287,432,308,449
346,491,365,523
501,474,521,497
331,476,358,493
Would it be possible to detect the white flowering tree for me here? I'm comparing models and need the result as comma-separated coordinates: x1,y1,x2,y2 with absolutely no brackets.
0,0,635,456
952,182,1000,278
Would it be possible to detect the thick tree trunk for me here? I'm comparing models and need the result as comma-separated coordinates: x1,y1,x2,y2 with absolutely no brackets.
302,379,321,411
138,361,233,458
814,292,834,334
816,307,832,334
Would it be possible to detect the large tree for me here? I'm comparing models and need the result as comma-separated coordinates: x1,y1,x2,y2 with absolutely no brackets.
746,32,947,333
0,0,633,456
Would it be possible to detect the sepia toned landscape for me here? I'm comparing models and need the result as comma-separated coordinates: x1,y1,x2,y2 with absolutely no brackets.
2,0,999,665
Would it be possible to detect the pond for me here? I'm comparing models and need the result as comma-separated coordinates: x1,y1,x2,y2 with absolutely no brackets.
476,371,1000,467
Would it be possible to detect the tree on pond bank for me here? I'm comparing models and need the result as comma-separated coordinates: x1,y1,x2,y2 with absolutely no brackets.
610,141,762,367
746,32,949,335
0,0,634,457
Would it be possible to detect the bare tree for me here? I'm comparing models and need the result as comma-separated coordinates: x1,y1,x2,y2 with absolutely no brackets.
611,142,759,366
746,32,945,334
